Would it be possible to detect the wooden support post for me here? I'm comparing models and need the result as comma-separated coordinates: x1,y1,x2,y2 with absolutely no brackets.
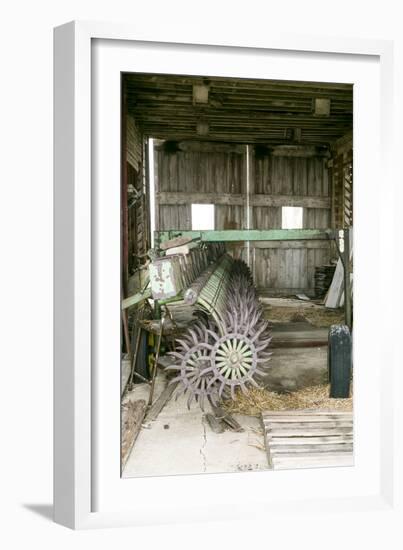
121,77,129,297
147,314,164,408
121,309,131,358
144,136,151,250
127,321,143,392
246,144,254,270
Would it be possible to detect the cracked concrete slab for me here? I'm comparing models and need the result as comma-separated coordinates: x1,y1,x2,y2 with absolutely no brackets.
122,373,268,478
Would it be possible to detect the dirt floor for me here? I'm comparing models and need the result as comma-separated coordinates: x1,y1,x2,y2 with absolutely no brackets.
261,296,345,327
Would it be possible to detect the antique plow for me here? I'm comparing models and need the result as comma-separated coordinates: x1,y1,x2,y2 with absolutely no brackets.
166,256,272,409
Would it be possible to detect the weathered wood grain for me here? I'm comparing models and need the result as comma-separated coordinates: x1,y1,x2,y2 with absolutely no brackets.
157,191,330,209
272,454,354,469
145,382,178,422
121,399,147,469
204,413,225,434
261,410,353,470
156,147,332,289
211,405,244,432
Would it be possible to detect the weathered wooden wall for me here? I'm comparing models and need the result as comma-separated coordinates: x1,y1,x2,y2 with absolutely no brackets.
251,150,330,292
155,146,246,231
155,143,332,293
328,132,353,229
127,115,143,172
126,115,150,277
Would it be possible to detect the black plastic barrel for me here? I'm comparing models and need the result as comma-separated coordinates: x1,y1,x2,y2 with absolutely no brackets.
328,324,352,398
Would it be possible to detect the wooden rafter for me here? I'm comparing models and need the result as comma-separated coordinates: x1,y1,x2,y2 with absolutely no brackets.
124,73,353,145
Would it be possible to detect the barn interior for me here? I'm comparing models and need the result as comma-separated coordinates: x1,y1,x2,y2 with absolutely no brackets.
120,73,354,476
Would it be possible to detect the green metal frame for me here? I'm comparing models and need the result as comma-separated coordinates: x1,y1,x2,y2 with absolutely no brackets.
155,228,332,247
130,229,353,327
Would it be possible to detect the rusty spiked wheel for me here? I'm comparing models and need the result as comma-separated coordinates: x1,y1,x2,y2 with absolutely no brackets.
202,332,268,400
164,257,273,409
166,323,220,410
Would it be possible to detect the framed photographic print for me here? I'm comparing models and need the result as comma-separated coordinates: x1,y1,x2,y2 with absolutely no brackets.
54,21,399,530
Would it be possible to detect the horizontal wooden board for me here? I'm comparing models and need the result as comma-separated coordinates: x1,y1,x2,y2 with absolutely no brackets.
262,410,353,470
157,191,330,209
270,447,352,460
270,443,353,453
263,415,352,423
268,436,353,445
262,410,353,416
272,455,354,470
267,426,353,437
263,416,353,432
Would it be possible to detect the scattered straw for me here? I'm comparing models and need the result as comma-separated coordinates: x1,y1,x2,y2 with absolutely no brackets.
224,384,352,417
264,306,344,328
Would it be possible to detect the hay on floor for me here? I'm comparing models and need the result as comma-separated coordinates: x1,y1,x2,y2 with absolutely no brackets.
264,306,344,328
224,384,352,417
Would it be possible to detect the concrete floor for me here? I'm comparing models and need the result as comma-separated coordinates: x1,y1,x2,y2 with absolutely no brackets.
122,373,268,478
122,297,333,478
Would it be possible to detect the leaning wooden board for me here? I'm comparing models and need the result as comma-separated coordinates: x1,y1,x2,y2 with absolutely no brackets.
261,410,353,470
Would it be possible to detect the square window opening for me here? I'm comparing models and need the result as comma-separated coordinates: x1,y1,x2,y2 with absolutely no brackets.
191,204,215,230
282,206,303,229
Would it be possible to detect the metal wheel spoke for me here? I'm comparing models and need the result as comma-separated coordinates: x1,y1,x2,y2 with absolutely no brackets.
163,258,272,408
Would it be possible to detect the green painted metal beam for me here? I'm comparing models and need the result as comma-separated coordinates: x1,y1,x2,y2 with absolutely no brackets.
155,229,331,245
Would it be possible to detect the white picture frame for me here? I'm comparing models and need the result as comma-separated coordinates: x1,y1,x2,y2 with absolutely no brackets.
54,21,400,530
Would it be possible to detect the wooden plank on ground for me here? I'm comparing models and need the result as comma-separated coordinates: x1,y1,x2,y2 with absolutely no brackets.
325,257,344,308
145,382,178,422
261,414,351,422
261,410,353,470
268,435,353,445
267,418,351,430
261,410,352,416
211,405,244,432
270,443,353,453
266,427,353,437
272,454,354,470
204,413,225,434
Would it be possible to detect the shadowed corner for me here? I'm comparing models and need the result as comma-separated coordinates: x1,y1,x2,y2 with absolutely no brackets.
23,504,53,522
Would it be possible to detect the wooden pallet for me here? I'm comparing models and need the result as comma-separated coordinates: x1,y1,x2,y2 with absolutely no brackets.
261,410,353,470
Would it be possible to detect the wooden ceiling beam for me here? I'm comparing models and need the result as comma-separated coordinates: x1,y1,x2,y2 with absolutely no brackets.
142,127,345,137
124,74,353,91
126,94,352,109
129,109,351,123
126,89,352,104
123,74,353,145
147,134,335,145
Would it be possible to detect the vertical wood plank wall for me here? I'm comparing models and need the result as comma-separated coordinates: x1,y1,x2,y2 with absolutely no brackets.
155,145,332,293
252,150,330,293
329,133,353,229
126,115,149,275
155,148,246,231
